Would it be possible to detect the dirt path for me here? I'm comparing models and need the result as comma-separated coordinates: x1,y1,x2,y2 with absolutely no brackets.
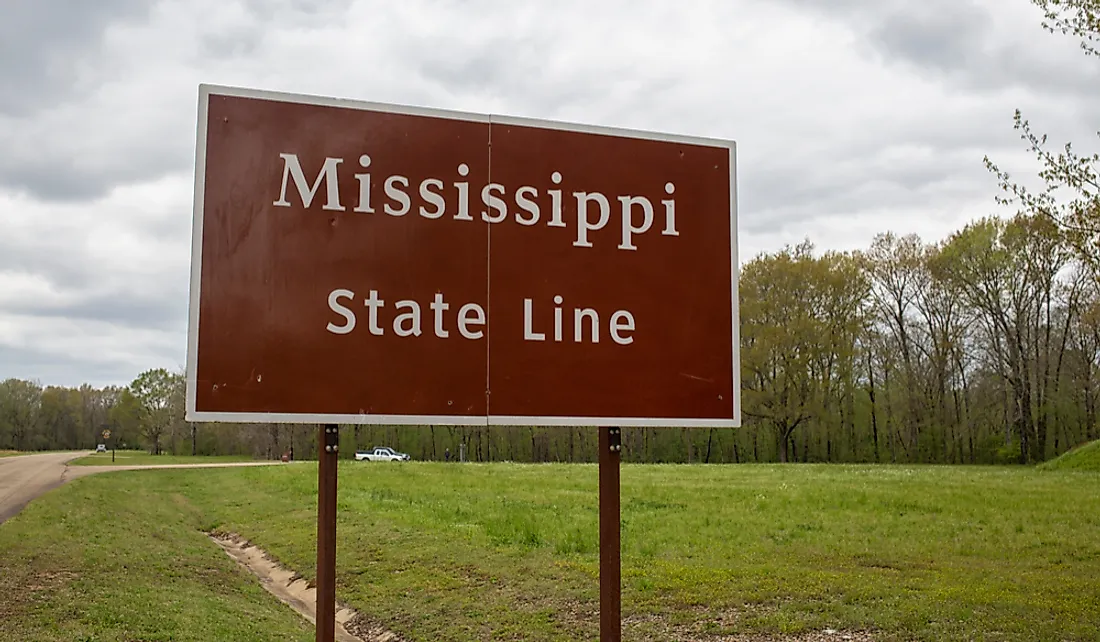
0,451,284,525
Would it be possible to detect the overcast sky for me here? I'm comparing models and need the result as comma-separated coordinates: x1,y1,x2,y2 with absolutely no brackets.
1,0,1097,388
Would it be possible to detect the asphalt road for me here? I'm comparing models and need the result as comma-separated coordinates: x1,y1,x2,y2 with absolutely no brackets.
0,451,87,524
0,452,283,525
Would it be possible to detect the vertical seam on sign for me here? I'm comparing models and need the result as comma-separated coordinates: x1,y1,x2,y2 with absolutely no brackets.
485,120,492,426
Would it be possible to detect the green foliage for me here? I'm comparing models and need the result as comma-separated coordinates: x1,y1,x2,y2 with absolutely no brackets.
934,214,1085,463
740,241,871,462
985,0,1100,267
128,368,185,455
1033,0,1100,57
0,378,42,450
0,378,129,452
106,387,142,448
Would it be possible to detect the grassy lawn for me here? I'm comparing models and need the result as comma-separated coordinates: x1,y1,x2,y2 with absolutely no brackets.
1038,439,1100,471
2,462,1098,641
70,451,261,466
0,469,314,642
0,450,22,457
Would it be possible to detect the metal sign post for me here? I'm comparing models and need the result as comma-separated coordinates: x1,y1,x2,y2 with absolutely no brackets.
599,427,622,641
316,424,339,642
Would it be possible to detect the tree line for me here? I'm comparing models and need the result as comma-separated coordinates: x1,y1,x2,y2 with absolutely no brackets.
2,0,1095,466
742,216,1097,465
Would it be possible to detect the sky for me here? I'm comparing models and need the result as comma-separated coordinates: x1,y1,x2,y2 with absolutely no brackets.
1,0,1097,389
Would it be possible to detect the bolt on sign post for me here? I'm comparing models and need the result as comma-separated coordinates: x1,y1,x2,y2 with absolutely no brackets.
185,84,740,642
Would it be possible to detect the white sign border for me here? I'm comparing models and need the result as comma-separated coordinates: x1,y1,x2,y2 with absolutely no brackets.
185,83,740,428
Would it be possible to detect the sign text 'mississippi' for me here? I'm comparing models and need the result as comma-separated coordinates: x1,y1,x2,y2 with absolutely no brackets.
272,152,680,251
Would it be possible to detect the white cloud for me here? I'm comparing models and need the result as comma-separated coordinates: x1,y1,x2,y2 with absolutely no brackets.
0,0,1095,386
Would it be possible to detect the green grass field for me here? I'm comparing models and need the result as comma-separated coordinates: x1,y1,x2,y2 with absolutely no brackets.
1,462,1098,641
70,451,261,466
0,450,21,457
1038,439,1100,471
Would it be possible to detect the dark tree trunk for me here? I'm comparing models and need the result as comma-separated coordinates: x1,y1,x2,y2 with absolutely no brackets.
777,424,794,463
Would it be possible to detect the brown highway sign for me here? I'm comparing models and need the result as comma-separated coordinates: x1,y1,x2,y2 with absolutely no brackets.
185,84,740,428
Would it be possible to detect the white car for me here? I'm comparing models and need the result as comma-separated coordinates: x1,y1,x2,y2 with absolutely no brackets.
354,447,410,462
95,444,107,453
